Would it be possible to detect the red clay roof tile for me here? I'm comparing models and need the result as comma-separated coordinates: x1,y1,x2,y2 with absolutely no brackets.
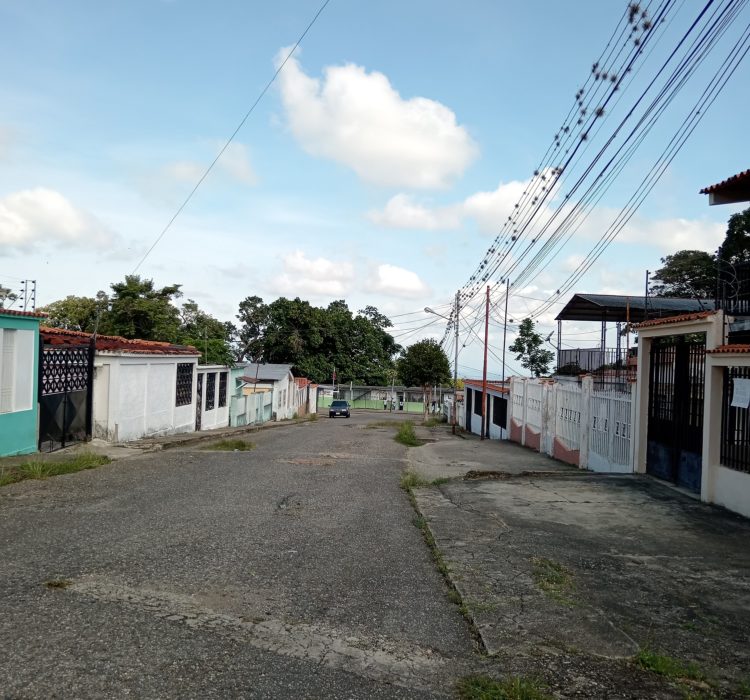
709,344,750,354
40,326,199,356
634,310,716,329
700,169,750,194
0,308,47,318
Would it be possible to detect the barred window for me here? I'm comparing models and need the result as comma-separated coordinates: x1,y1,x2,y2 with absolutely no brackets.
175,363,193,407
206,372,216,411
218,372,228,408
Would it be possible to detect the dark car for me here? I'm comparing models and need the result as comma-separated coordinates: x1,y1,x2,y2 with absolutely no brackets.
329,400,350,418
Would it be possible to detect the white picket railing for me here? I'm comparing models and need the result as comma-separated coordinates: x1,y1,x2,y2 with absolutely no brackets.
508,376,634,473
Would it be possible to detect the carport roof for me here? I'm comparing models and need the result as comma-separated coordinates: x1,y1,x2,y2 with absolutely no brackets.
241,363,293,382
555,293,714,323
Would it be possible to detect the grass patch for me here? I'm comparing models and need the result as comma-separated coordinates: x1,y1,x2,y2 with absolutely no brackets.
400,470,430,490
635,649,706,682
457,674,551,700
531,557,576,606
366,420,400,429
431,476,451,486
394,422,422,447
308,412,317,421
203,439,255,451
44,578,72,589
422,416,445,427
0,453,111,488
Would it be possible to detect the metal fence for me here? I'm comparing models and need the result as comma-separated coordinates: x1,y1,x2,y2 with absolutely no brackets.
721,366,750,474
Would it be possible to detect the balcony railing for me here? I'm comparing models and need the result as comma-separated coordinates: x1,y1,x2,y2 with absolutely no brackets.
717,260,750,317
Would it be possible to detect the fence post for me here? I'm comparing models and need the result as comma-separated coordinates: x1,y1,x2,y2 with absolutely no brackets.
579,375,593,470
629,381,637,472
547,381,558,458
521,379,528,446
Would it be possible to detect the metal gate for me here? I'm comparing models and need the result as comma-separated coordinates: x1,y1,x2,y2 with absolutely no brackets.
38,341,94,451
195,373,203,431
647,335,705,492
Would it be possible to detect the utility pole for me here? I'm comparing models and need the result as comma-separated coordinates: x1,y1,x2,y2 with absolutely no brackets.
481,285,490,439
452,291,459,435
501,278,509,387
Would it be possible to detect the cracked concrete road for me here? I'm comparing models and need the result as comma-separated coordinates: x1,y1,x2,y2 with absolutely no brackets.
0,411,474,698
409,428,750,698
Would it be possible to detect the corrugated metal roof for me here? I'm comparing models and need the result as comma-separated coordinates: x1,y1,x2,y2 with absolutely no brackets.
240,363,293,382
556,293,714,322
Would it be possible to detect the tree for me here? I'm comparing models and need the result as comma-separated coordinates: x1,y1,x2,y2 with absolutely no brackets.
397,339,451,417
718,207,750,265
509,318,554,377
649,250,716,299
177,299,235,366
0,285,18,309
102,275,182,341
39,294,105,332
234,296,399,384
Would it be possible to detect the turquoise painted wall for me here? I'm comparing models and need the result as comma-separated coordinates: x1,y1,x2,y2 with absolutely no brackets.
0,313,40,457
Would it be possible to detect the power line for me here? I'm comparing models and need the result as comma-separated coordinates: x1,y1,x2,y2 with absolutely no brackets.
131,0,332,274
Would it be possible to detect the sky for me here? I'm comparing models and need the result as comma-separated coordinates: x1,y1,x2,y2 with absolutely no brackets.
1,0,749,379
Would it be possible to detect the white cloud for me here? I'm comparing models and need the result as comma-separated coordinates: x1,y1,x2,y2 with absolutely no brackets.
161,141,257,187
367,263,430,299
368,194,461,230
271,249,354,297
275,49,478,189
0,188,115,252
218,142,257,185
369,177,534,233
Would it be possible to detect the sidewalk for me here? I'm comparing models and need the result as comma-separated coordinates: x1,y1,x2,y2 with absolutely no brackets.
407,429,750,697
408,423,573,481
0,416,314,468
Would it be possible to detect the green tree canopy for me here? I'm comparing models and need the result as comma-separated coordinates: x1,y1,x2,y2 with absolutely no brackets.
177,299,235,365
649,250,716,299
102,275,182,341
396,339,451,388
718,207,750,265
509,318,554,377
235,296,399,383
39,294,106,332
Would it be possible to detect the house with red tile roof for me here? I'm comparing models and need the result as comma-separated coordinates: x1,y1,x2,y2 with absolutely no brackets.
40,326,202,443
0,309,46,456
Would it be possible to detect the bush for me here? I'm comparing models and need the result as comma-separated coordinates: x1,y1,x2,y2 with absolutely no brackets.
394,422,422,447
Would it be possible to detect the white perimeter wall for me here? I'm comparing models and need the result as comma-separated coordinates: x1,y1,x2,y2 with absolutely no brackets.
94,355,197,442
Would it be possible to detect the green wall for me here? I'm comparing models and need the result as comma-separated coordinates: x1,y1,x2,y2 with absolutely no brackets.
0,313,40,456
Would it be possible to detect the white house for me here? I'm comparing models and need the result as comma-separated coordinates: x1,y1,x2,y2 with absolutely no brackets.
195,365,231,431
41,327,201,443
462,380,509,440
239,363,307,421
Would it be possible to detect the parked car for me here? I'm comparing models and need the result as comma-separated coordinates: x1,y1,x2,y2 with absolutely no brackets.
329,400,351,418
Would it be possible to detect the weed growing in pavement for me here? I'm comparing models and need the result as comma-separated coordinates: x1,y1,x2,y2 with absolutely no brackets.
422,417,445,427
635,648,706,682
531,557,576,606
400,470,430,490
431,476,451,486
0,453,111,489
394,422,422,446
44,578,72,589
366,421,400,429
308,412,318,421
203,439,255,451
457,674,551,700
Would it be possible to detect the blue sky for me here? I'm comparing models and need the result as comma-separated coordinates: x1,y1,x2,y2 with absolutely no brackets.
1,0,748,377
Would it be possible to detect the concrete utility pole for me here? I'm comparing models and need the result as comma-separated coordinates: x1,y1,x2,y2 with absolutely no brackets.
501,278,509,387
481,285,489,439
453,291,459,434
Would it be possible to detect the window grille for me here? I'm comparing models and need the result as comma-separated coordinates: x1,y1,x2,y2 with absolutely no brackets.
175,363,193,407
206,373,216,411
473,389,482,415
218,372,228,408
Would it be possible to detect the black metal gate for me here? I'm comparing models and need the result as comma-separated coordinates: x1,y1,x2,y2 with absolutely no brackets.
38,341,94,451
646,335,705,493
465,388,472,430
195,373,203,431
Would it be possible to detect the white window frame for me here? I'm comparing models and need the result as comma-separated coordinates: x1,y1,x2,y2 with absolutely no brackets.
0,328,34,414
